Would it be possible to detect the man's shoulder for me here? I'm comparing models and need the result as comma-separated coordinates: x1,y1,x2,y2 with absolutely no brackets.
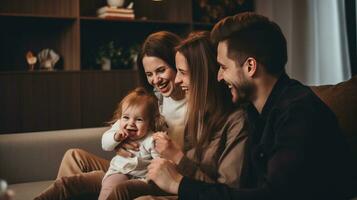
270,79,337,125
277,79,323,111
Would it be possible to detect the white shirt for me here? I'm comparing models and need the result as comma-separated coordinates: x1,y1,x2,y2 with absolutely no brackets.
161,96,187,148
102,120,159,180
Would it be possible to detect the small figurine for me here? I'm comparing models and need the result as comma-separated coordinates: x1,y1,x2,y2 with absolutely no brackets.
38,49,60,71
26,51,37,71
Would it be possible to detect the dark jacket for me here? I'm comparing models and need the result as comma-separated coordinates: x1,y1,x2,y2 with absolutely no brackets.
178,73,357,200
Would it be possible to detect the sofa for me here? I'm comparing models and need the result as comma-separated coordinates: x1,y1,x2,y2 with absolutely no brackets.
0,127,113,200
0,76,356,200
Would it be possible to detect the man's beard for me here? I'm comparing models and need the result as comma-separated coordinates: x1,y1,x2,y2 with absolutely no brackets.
234,79,255,105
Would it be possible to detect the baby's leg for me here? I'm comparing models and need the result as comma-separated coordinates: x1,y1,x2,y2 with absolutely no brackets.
107,180,172,200
99,174,129,200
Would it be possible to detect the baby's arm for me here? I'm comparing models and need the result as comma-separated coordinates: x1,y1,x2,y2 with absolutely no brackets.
102,120,126,151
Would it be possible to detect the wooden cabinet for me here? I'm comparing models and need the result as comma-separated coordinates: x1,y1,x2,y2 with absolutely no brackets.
0,0,195,133
0,0,252,133
0,0,208,71
0,0,79,71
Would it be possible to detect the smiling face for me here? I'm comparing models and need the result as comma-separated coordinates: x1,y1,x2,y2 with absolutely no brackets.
142,56,177,97
119,103,150,140
174,51,191,96
217,41,254,104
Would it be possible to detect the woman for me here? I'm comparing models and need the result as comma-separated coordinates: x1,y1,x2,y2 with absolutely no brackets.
34,31,187,200
110,32,248,200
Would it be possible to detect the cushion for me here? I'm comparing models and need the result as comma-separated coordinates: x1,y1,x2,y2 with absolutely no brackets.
8,180,53,200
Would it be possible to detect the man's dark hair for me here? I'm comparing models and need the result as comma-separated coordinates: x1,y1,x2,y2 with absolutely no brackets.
211,12,287,76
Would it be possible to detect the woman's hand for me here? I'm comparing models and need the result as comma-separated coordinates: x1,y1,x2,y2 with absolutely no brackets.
147,158,183,194
153,132,184,164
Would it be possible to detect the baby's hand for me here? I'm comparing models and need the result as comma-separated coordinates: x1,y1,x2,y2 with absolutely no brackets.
114,129,129,142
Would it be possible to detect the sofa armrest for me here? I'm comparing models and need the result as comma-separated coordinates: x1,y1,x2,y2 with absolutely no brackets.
0,127,113,184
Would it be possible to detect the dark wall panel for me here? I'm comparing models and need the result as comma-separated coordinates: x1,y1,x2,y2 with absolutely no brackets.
0,71,138,134
80,70,139,128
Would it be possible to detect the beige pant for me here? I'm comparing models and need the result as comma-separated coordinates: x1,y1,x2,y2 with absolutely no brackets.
34,149,173,200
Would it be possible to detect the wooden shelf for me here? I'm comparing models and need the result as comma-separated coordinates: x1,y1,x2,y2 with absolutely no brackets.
0,13,77,20
80,16,191,26
0,0,254,133
0,0,194,72
0,0,78,17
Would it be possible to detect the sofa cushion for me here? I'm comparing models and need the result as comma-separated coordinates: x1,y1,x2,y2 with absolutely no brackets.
0,127,113,184
8,180,53,200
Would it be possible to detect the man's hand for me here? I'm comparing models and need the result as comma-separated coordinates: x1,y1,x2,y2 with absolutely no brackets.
153,132,184,164
147,158,183,194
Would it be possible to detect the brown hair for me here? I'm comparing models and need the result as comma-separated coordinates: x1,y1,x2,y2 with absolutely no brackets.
109,87,167,132
137,31,182,90
176,31,234,161
211,12,287,76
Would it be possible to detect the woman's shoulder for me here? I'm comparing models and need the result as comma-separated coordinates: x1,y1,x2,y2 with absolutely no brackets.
226,106,247,123
163,96,187,106
222,107,248,136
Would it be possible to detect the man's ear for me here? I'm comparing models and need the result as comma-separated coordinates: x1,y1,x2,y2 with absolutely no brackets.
245,57,257,77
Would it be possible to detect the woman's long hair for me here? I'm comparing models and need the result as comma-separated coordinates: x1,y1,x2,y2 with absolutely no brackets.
176,31,234,161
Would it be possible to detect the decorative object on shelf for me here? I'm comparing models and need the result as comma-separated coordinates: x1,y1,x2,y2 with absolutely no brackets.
193,0,254,23
26,51,37,71
97,1,135,20
37,49,60,71
101,57,111,71
96,41,139,70
107,0,125,8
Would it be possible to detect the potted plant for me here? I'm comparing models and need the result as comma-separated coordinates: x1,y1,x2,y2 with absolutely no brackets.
96,41,139,70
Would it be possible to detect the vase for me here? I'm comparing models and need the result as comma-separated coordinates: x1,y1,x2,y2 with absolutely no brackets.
107,0,125,8
101,57,111,71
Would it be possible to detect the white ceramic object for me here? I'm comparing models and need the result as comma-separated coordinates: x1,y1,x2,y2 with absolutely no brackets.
38,49,60,70
107,0,125,8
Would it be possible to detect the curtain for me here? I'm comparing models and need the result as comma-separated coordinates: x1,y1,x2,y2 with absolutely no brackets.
255,0,352,85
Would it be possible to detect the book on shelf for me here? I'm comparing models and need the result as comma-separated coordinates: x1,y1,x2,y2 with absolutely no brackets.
97,6,135,20
97,6,134,15
98,12,135,20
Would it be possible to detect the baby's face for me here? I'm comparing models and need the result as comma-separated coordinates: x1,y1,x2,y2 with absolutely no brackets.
120,104,150,140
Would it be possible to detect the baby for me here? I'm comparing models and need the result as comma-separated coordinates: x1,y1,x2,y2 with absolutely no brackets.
99,87,167,200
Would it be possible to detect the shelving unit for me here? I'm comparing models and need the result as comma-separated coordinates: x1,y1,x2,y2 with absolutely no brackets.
0,0,252,133
0,0,79,71
0,0,202,72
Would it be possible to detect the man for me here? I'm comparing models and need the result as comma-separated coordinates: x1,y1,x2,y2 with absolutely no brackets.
146,12,357,200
